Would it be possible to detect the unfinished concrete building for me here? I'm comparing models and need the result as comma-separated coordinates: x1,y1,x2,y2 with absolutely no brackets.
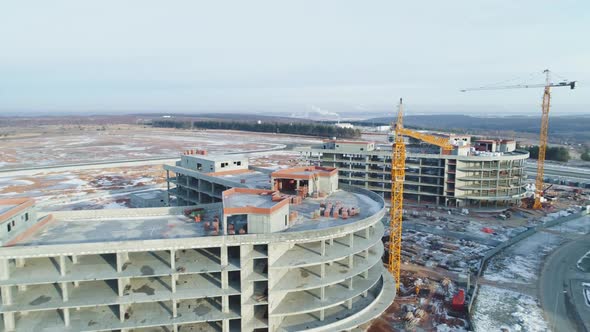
164,153,271,206
299,137,529,207
0,166,395,331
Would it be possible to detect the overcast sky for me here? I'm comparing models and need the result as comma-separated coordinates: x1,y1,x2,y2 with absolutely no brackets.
0,1,588,116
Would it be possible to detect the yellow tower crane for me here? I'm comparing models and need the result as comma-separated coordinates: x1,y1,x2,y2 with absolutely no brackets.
389,99,454,291
461,70,576,209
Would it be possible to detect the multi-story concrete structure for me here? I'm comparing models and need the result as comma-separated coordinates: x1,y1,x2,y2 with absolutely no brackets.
164,153,271,206
0,167,394,331
299,137,529,207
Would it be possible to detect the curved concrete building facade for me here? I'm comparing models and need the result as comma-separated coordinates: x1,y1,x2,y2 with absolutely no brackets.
0,185,395,331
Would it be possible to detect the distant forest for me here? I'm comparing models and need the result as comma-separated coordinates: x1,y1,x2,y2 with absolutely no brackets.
356,114,590,143
522,145,571,162
152,120,362,139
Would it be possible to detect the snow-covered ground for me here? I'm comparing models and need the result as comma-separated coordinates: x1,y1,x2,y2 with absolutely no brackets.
483,232,563,284
472,285,549,332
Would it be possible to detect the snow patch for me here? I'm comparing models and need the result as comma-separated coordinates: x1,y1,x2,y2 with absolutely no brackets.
472,285,549,332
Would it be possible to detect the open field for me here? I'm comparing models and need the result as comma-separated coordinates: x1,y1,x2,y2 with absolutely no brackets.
0,125,321,170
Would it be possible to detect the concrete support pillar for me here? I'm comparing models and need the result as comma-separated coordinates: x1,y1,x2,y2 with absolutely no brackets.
320,263,325,279
63,308,70,327
222,295,229,313
0,259,9,280
348,255,354,269
61,282,69,301
17,283,27,292
222,319,230,331
364,248,369,259
71,255,78,264
320,286,325,301
3,312,15,331
119,303,129,322
116,252,129,273
348,278,353,290
364,227,370,239
221,271,228,289
59,255,67,276
363,270,369,279
74,280,80,288
118,277,130,296
2,285,13,305
171,274,177,293
320,240,326,256
329,238,333,246
347,298,353,310
320,309,325,321
172,300,178,318
15,258,25,268
220,245,228,266
173,324,179,332
170,250,175,271
362,290,368,298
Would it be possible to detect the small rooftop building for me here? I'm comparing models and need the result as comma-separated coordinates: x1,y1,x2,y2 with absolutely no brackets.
0,198,39,246
270,166,338,197
129,189,169,208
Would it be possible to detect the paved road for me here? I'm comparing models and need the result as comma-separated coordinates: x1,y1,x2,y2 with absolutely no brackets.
526,161,590,182
539,217,590,332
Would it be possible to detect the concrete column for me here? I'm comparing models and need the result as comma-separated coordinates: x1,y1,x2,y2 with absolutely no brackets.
320,309,325,321
2,285,13,305
320,264,325,279
320,240,326,256
364,227,370,239
171,274,177,293
221,271,228,289
116,252,129,272
71,255,78,264
3,312,15,331
364,248,369,259
74,280,80,288
59,255,67,276
63,308,70,327
347,298,353,310
348,255,354,269
0,259,9,280
221,245,228,266
61,282,69,301
172,300,178,318
15,258,25,268
119,303,128,322
118,278,130,296
173,324,179,332
362,290,368,298
222,319,230,331
170,250,176,271
222,295,229,313
320,286,325,301
349,233,354,248
17,284,27,291
348,278,353,290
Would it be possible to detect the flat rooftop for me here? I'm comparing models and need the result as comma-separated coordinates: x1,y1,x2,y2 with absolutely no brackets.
208,169,270,189
223,188,288,214
132,190,166,200
271,166,337,179
184,153,246,162
8,190,381,247
14,213,209,247
0,198,34,221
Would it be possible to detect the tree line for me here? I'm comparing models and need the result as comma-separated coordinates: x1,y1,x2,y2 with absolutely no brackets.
152,120,362,139
523,145,571,162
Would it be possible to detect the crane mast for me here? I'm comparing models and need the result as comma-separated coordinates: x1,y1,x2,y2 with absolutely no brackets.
533,71,552,209
389,98,405,291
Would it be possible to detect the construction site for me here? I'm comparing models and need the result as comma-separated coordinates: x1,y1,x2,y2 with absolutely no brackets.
0,72,589,332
